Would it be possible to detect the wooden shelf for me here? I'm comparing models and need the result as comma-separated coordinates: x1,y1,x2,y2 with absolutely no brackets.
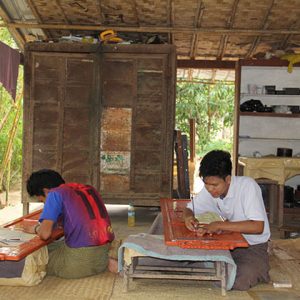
241,93,300,98
239,136,300,141
284,207,300,214
240,112,300,118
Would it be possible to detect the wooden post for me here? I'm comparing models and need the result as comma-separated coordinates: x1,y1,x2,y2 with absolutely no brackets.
174,130,190,199
189,118,196,163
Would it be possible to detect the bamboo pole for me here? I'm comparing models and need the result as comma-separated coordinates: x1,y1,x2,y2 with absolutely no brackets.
5,152,12,206
0,90,22,192
0,106,13,132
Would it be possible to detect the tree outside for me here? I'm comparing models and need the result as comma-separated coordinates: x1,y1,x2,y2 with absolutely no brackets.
176,80,235,158
0,28,23,204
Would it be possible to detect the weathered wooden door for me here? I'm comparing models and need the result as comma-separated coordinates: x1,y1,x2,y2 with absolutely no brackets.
23,44,175,211
99,46,176,205
23,47,98,210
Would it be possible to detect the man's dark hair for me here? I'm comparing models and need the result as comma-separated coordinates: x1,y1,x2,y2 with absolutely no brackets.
199,150,232,180
26,169,65,197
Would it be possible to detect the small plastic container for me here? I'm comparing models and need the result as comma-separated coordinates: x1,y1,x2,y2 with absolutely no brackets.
128,203,135,227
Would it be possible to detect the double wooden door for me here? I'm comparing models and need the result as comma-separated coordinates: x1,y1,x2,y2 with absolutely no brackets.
23,43,176,211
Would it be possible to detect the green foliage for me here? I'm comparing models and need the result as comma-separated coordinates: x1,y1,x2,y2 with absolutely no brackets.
176,81,234,157
0,27,17,48
0,90,23,188
0,28,23,189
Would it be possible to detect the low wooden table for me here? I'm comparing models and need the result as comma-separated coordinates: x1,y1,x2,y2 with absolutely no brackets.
160,198,249,250
0,209,64,261
123,199,248,296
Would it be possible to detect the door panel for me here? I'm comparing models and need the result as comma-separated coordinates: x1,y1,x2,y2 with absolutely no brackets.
23,44,175,208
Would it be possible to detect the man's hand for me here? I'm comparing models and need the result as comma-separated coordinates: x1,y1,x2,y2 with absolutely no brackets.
184,215,200,232
22,219,39,234
197,221,224,236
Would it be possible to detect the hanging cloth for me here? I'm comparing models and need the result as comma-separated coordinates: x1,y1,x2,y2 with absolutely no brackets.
0,41,20,101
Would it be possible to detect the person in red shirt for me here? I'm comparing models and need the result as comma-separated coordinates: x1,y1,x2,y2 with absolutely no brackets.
25,169,115,278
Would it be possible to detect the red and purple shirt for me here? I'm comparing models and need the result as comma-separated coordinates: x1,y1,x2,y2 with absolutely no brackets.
39,183,114,248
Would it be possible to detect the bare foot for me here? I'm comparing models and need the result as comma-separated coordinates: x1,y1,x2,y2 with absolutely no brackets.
108,258,118,274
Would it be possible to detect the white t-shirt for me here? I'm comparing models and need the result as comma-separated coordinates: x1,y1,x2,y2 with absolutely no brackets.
187,176,270,245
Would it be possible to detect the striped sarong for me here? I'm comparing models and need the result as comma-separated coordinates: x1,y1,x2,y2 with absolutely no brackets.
47,240,110,279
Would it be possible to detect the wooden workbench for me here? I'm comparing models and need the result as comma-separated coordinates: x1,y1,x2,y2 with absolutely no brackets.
0,209,64,261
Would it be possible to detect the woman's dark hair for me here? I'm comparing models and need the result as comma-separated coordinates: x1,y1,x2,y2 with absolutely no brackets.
199,150,232,180
26,169,65,197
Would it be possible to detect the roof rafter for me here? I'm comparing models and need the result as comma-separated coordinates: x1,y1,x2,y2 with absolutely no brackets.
246,0,275,58
130,0,143,41
167,0,174,44
217,0,240,60
55,0,71,24
0,4,25,50
190,1,204,59
280,17,300,50
3,22,300,35
96,0,105,24
26,0,52,39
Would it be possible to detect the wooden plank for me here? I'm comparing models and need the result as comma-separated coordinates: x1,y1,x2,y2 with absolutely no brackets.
174,131,190,199
8,22,300,36
189,119,196,163
1,210,64,261
177,60,235,69
181,134,190,198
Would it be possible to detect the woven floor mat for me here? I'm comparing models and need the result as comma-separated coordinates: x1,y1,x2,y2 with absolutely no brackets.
248,290,300,300
110,275,253,300
0,271,116,300
270,238,300,260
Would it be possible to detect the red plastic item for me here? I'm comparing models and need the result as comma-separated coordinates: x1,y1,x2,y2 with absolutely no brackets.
0,209,64,261
160,198,249,250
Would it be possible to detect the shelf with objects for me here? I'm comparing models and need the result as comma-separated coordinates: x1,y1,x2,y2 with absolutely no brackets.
234,59,300,233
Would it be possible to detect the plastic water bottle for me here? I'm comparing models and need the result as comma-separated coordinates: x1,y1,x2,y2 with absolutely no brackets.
128,203,135,227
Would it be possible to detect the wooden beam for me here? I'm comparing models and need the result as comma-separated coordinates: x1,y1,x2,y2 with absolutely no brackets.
167,0,174,44
187,69,193,81
0,6,25,50
130,0,143,41
96,0,105,24
3,22,300,36
217,0,240,60
55,0,71,24
26,0,49,38
190,1,204,59
246,0,275,58
211,69,217,83
177,79,234,85
177,60,235,69
217,35,229,60
280,34,292,50
280,17,300,50
189,119,196,163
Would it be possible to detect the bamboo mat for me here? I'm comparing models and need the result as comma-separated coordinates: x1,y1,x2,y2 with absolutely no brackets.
110,275,253,300
0,271,116,300
110,238,300,300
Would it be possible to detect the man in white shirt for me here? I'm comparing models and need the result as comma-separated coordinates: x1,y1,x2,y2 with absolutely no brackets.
184,150,270,290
